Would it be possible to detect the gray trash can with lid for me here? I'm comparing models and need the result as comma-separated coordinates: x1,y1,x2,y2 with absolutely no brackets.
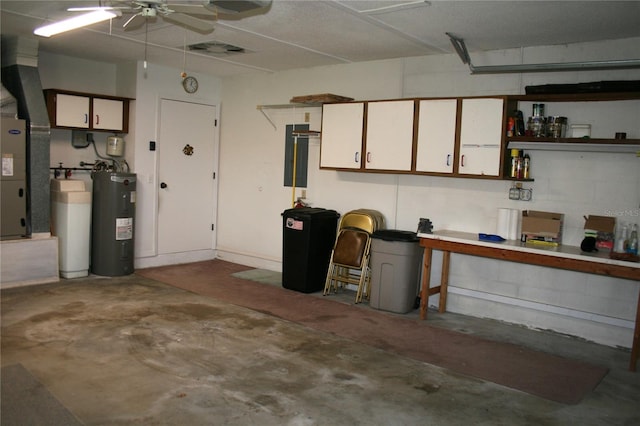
369,229,421,313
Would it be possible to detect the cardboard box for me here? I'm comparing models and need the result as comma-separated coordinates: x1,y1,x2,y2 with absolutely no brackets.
521,210,564,244
584,215,616,251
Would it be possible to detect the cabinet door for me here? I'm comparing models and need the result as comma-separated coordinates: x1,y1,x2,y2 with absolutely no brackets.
458,98,504,176
55,94,90,128
415,99,457,173
93,98,124,131
320,103,364,169
365,100,414,171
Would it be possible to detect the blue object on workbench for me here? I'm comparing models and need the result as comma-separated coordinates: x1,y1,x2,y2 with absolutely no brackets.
478,233,506,242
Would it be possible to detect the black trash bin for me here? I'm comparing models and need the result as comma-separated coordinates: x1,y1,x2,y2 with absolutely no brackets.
282,207,339,293
369,229,421,313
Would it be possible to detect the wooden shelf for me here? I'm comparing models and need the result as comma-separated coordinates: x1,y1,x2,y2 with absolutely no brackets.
507,92,640,102
507,136,640,144
502,177,534,182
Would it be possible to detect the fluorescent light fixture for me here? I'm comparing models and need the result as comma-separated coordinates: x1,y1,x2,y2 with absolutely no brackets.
34,10,119,37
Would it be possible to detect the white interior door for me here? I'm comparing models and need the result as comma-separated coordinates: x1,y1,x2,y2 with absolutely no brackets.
158,99,217,254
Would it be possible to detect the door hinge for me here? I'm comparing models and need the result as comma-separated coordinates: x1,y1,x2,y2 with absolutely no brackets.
211,224,215,231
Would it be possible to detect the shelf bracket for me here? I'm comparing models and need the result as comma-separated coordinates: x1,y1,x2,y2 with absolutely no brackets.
256,103,322,131
257,106,277,130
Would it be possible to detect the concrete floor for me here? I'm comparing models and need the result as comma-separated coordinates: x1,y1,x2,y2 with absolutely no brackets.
1,273,639,425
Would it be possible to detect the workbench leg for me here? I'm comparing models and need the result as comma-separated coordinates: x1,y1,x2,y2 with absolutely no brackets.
630,288,640,372
439,251,450,314
420,247,433,320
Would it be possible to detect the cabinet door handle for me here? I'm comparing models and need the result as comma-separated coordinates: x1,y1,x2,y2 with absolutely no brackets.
354,152,359,163
84,113,88,124
446,154,451,166
366,152,371,163
461,155,465,167
96,114,100,125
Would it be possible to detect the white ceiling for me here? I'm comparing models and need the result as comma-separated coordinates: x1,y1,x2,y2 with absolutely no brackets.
1,1,639,78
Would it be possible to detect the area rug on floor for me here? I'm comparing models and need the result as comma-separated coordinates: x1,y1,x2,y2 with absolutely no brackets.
137,260,609,405
1,363,83,426
231,269,282,286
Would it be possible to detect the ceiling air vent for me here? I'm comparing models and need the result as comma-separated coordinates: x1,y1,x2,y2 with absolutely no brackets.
187,41,248,56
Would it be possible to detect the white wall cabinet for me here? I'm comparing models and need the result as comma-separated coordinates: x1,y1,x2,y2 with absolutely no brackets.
457,98,504,177
92,98,125,131
55,94,91,128
364,100,414,171
45,89,131,133
320,102,364,169
415,99,458,174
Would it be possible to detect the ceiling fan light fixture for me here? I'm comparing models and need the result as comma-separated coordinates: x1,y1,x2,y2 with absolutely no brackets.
34,10,120,37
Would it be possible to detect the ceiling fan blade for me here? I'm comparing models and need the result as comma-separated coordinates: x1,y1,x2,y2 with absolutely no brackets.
167,4,217,18
204,0,272,14
162,13,215,33
123,14,147,30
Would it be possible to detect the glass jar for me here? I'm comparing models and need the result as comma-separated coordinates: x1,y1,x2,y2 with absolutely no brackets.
527,116,546,137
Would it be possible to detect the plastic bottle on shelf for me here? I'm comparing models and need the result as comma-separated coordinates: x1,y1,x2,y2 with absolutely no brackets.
627,224,638,255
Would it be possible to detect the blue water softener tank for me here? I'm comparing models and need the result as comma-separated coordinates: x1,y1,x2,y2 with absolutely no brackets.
91,172,136,276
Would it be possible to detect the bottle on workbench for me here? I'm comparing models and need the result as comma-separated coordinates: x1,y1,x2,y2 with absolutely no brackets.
615,223,629,253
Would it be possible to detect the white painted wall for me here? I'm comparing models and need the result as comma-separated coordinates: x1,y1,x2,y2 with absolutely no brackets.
217,37,640,348
38,37,640,348
42,52,120,191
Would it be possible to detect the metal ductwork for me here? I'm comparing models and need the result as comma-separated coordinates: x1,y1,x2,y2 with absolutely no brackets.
447,33,640,74
1,35,51,236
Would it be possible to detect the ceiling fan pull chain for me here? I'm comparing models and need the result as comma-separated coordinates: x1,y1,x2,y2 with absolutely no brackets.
182,28,187,78
144,19,148,70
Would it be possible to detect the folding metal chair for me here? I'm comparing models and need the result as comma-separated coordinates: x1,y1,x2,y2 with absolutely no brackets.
323,209,385,303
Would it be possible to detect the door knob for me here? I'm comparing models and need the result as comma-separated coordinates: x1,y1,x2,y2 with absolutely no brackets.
160,182,168,189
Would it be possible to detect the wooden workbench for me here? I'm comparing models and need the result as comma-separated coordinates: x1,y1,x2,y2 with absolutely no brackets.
418,230,640,371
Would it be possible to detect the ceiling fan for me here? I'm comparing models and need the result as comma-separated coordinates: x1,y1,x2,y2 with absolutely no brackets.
66,0,272,34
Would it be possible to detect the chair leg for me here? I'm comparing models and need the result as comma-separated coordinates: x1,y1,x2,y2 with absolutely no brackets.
355,269,366,304
363,267,371,301
323,262,335,295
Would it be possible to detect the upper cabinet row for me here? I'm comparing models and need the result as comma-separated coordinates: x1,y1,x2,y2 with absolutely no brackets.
44,89,132,133
319,92,640,179
320,97,505,178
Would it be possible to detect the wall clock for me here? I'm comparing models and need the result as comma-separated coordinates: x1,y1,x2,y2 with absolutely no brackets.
182,75,199,94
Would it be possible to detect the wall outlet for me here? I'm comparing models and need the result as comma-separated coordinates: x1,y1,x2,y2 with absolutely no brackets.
304,112,310,123
301,189,307,198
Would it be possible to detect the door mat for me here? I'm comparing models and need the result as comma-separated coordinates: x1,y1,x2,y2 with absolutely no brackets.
231,269,282,286
137,260,609,404
1,363,83,426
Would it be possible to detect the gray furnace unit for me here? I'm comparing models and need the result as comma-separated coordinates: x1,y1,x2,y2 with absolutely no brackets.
1,117,27,239
91,171,136,276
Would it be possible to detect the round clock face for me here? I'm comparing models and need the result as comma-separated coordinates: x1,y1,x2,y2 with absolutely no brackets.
182,76,198,93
